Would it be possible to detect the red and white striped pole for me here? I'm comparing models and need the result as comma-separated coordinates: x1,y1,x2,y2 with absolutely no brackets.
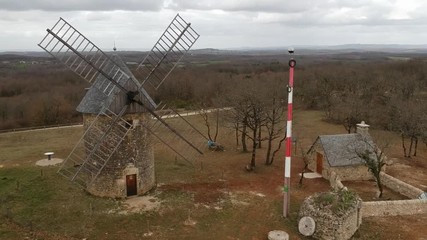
283,48,296,218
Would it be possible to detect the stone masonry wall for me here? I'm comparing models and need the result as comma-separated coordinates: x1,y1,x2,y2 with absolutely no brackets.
380,172,424,199
359,172,427,217
299,192,362,240
84,113,155,198
361,199,427,217
326,165,372,182
333,172,427,218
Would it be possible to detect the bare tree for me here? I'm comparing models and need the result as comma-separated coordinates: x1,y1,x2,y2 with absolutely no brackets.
199,107,219,142
198,107,225,151
241,115,248,152
298,146,310,187
233,101,251,153
265,97,285,165
355,137,388,198
389,100,426,158
269,132,287,165
244,97,267,171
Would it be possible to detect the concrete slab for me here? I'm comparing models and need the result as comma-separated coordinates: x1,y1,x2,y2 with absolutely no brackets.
36,158,64,166
299,172,322,179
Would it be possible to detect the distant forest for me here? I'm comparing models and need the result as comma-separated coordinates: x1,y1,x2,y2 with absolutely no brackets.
1,50,426,151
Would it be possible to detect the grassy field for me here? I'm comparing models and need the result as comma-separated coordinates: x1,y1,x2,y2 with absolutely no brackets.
1,110,426,239
0,126,83,166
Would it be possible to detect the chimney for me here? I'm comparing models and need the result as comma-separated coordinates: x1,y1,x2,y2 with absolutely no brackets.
356,121,370,136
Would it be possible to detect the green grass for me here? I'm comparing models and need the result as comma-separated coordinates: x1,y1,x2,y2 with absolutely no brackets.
0,110,425,239
0,166,120,238
0,126,83,166
0,154,301,239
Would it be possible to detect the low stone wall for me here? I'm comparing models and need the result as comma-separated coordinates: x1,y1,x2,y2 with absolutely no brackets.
328,170,345,191
332,172,427,217
361,199,427,217
325,165,427,217
359,173,427,217
380,172,424,199
299,192,362,240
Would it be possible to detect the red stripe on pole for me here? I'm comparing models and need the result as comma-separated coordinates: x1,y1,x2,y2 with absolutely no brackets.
289,67,294,86
285,137,292,156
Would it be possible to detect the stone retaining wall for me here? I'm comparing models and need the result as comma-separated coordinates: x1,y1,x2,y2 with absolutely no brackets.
329,171,427,217
380,172,424,199
359,173,427,217
361,199,427,217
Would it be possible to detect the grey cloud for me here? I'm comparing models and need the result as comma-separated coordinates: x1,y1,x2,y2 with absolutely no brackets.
0,0,164,11
168,0,426,28
167,0,318,13
166,0,385,14
1,0,427,51
252,1,427,28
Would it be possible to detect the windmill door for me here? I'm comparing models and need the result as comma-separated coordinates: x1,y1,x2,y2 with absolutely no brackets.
126,174,137,196
316,152,323,174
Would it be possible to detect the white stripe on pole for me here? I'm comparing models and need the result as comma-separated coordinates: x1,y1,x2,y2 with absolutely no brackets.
286,121,292,137
288,88,293,103
285,157,291,177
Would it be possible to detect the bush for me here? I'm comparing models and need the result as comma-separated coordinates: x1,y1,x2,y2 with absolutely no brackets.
313,189,358,216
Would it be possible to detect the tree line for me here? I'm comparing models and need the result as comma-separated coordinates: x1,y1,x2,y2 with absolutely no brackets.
0,62,87,129
1,53,426,161
295,59,427,158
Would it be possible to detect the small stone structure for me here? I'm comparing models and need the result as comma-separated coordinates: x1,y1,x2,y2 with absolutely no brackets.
298,190,362,240
307,121,379,181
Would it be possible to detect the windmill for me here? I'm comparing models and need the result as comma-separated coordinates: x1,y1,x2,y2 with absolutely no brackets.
38,14,206,197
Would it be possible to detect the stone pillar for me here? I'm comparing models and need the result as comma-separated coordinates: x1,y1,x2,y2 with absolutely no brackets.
356,121,370,136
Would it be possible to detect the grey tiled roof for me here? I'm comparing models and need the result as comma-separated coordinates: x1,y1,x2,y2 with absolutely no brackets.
76,54,154,114
318,133,374,167
76,83,112,114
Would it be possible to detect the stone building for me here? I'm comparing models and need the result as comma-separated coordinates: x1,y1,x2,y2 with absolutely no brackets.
299,191,363,240
76,55,155,198
306,122,379,181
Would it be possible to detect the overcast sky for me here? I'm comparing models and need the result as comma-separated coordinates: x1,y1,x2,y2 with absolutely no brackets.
1,0,426,51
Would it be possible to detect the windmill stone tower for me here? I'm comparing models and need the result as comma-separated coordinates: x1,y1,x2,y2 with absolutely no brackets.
76,55,155,198
38,14,204,199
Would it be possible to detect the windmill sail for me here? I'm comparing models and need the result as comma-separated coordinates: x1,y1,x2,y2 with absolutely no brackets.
145,104,208,166
133,14,204,165
136,14,199,91
58,106,131,186
38,17,156,109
